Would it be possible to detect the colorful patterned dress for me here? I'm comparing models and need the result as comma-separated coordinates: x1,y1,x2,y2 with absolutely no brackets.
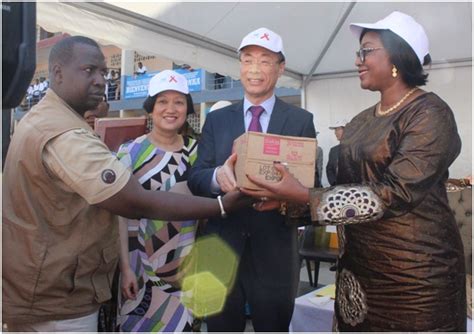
116,134,198,332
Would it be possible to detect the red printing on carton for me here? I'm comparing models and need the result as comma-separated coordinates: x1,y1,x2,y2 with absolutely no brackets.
286,151,303,162
263,137,280,155
287,140,304,148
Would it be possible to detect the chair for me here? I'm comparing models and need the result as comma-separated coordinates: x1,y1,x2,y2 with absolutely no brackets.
446,179,472,275
299,225,338,287
446,179,472,318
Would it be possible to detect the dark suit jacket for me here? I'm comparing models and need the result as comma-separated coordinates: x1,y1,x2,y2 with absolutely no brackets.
188,97,316,289
326,144,340,186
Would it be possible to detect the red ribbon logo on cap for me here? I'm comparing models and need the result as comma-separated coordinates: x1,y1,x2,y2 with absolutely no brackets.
260,33,270,41
169,76,178,83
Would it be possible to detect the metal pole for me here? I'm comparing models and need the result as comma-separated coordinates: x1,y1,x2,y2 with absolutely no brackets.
301,2,356,89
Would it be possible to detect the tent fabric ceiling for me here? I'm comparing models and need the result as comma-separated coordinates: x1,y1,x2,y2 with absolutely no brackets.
37,2,472,89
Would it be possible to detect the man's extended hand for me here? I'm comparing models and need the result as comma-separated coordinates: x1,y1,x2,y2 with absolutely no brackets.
216,153,238,193
252,199,282,212
221,189,255,214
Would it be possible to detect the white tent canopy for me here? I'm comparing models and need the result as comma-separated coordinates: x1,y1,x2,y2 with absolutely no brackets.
36,1,472,179
37,1,472,88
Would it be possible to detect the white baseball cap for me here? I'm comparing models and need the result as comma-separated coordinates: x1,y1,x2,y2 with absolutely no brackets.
148,70,189,97
350,11,429,66
238,27,285,57
329,119,349,129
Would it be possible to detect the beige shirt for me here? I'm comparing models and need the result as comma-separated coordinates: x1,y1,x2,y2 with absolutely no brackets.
2,89,131,323
43,128,129,205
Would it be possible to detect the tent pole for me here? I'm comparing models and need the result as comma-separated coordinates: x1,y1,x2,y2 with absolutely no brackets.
301,80,306,110
64,2,304,82
301,1,356,91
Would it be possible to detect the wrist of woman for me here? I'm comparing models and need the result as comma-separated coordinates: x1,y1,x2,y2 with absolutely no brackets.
295,186,311,204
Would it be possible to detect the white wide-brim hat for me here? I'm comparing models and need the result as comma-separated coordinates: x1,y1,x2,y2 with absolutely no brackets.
148,70,189,97
238,27,285,57
350,11,429,66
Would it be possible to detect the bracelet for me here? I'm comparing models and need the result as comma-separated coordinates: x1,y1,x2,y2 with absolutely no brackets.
217,195,227,218
279,201,287,216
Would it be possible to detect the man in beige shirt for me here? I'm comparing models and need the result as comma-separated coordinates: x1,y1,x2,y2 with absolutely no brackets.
2,35,248,332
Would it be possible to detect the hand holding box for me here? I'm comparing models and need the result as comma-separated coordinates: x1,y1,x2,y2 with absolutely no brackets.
233,132,317,191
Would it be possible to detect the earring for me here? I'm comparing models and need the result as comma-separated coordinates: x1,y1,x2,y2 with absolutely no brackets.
392,65,398,78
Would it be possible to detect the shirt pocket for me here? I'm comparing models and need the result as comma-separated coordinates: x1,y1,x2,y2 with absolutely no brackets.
91,243,119,303
71,242,119,304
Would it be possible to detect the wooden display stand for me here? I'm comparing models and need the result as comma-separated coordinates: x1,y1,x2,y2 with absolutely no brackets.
95,116,147,152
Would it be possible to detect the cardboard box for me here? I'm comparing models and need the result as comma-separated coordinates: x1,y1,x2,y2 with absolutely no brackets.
233,131,316,190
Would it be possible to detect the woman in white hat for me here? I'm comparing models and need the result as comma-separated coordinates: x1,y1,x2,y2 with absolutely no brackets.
243,11,465,331
116,70,198,331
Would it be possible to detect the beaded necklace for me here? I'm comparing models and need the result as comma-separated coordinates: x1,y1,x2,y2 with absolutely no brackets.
377,87,418,115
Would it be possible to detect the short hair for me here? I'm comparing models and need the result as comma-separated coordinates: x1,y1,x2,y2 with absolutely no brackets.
48,36,101,70
143,93,195,115
361,29,431,86
276,52,285,63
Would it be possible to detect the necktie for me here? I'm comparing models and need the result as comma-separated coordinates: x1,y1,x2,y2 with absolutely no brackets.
248,106,265,132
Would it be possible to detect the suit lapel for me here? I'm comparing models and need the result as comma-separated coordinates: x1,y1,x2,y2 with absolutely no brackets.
230,100,246,138
267,97,289,135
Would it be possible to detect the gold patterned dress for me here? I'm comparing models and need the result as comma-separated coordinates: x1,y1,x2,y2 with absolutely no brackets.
308,92,466,331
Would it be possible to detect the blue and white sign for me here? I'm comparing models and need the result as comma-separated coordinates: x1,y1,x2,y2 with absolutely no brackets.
124,69,203,100
175,68,202,92
123,73,153,99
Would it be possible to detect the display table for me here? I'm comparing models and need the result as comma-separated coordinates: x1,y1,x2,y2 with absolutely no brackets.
290,286,472,332
290,286,334,332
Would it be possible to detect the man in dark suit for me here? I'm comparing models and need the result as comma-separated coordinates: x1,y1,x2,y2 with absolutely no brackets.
315,131,323,187
326,119,347,186
188,27,316,331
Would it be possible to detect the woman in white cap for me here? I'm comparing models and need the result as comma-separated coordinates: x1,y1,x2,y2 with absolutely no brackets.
243,11,465,331
116,70,198,331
